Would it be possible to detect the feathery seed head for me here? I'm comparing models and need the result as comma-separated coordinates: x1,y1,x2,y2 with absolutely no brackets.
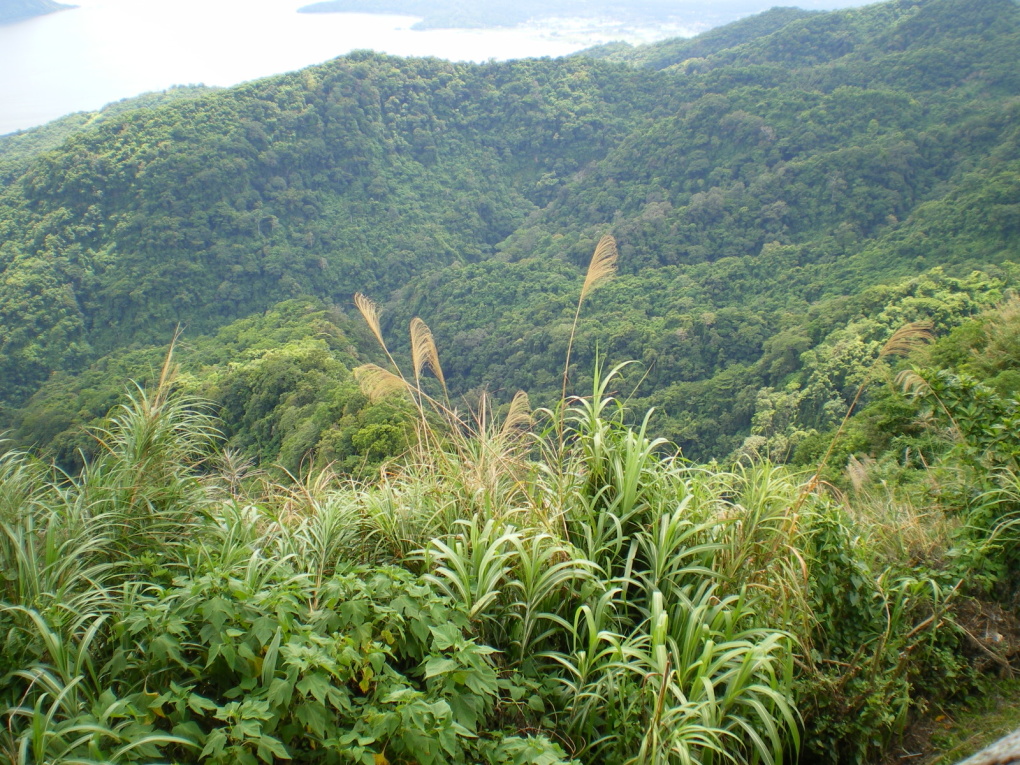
354,293,387,353
410,317,446,390
354,363,409,402
500,390,532,438
581,234,618,300
896,368,931,397
880,320,934,358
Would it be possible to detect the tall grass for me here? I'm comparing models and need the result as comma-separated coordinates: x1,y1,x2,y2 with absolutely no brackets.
0,351,984,764
0,278,998,764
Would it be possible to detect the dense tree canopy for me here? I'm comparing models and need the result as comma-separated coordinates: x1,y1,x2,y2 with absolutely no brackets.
1,0,1019,465
3,3,1020,762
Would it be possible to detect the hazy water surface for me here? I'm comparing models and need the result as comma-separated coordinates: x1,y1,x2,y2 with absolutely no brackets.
0,0,696,134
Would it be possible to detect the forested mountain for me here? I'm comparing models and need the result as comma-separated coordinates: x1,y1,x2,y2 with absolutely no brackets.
575,6,820,67
0,85,216,179
4,2,1020,763
1,0,1019,469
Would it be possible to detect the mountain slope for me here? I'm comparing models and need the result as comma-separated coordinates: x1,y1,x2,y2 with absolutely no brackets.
0,55,668,400
1,0,1019,463
387,0,1020,453
579,6,819,68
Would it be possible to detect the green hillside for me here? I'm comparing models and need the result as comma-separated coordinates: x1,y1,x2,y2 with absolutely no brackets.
575,6,820,68
2,1,1020,763
0,86,218,179
1,0,1018,467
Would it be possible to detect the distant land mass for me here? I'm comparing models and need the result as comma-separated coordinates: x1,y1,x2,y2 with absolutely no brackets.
2,0,1018,471
0,0,75,24
572,6,819,67
3,5,1020,764
297,0,687,29
296,0,871,29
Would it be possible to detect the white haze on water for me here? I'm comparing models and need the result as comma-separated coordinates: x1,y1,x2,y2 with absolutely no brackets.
1,0,701,134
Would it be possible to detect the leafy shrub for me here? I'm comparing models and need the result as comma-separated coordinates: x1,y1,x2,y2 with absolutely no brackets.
112,564,508,764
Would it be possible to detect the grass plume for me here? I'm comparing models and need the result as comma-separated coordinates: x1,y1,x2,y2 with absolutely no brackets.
355,292,406,379
580,234,618,301
354,292,386,352
560,234,618,449
880,320,935,359
500,391,532,438
353,363,410,402
410,317,447,395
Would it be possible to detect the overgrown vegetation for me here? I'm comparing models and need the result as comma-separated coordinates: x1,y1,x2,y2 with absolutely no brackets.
2,0,1020,465
2,0,1020,760
2,236,1018,764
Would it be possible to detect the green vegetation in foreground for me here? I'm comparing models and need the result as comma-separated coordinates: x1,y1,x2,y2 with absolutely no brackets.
2,3,1020,756
1,237,1018,764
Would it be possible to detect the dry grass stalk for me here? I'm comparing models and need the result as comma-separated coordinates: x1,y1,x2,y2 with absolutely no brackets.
560,234,618,449
410,317,446,392
581,234,619,301
880,320,934,358
847,482,958,571
847,454,873,493
354,292,408,383
500,391,532,438
352,296,456,460
354,293,386,352
155,325,184,404
895,369,932,397
353,364,409,402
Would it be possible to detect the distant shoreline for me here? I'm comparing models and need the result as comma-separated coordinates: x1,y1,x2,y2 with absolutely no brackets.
294,0,718,31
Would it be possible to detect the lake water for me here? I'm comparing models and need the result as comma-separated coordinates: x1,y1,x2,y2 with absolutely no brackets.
0,0,699,135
